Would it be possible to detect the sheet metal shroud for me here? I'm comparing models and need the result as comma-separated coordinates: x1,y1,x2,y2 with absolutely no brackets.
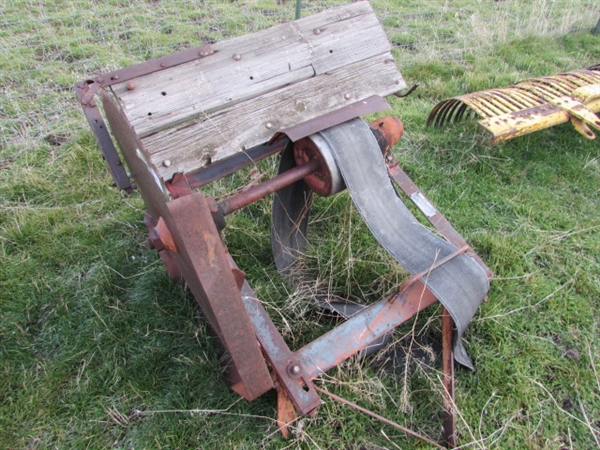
275,118,490,369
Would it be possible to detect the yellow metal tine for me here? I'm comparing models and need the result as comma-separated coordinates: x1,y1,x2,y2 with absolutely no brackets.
543,77,582,91
428,99,456,126
565,72,600,86
522,80,568,97
485,90,527,111
445,98,468,123
558,73,594,86
427,99,451,126
519,82,564,100
437,99,464,125
500,88,543,108
469,93,508,115
454,102,470,122
454,96,491,119
547,74,594,91
477,93,514,114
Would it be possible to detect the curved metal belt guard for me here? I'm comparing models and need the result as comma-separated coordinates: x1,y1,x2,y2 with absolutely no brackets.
272,118,490,370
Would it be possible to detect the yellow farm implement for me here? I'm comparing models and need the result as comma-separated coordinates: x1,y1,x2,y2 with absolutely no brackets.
427,64,600,142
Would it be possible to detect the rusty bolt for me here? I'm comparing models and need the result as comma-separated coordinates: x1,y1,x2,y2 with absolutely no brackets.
265,121,273,129
160,63,166,67
126,81,135,90
287,362,303,378
162,159,171,168
232,53,241,61
344,93,351,100
313,28,322,35
151,217,177,253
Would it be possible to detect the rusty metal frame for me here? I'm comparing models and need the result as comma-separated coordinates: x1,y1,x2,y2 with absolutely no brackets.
77,42,492,446
75,83,133,192
75,44,215,192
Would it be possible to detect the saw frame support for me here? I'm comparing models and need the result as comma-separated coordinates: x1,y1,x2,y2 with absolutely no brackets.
76,3,492,447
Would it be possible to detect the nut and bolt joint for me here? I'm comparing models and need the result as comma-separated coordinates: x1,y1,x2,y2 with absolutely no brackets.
287,362,302,378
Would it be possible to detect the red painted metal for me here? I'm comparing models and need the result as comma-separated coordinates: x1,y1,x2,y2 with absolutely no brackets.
219,158,321,215
281,95,391,142
92,81,476,447
89,44,214,87
169,137,289,191
369,116,405,156
165,193,274,401
442,307,457,448
296,281,438,380
144,213,182,282
75,83,133,192
293,136,338,196
235,262,323,415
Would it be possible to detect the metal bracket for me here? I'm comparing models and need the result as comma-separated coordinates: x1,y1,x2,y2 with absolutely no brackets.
75,82,133,193
87,44,214,88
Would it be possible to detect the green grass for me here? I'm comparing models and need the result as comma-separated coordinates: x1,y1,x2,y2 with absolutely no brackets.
1,0,600,448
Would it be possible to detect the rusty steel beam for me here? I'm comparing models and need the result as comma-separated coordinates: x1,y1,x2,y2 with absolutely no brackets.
238,276,323,416
219,158,321,215
164,193,274,400
295,281,438,380
442,307,457,448
75,84,133,193
88,44,214,88
281,95,391,142
169,138,290,192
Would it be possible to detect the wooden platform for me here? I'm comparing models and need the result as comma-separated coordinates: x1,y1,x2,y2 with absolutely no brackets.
103,2,405,180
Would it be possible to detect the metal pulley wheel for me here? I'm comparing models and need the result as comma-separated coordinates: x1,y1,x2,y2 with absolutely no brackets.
293,133,345,197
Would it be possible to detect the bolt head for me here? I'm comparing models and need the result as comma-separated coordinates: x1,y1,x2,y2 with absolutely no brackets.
162,159,171,167
344,93,351,100
265,121,273,129
232,53,242,61
313,28,321,35
291,365,300,374
126,81,135,90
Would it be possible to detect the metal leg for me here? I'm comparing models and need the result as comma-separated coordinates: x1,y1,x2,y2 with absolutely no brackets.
442,307,457,448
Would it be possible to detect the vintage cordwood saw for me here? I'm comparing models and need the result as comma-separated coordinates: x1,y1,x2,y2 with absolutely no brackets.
76,3,491,447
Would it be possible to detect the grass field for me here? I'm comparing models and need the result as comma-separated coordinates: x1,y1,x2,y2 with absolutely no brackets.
1,0,599,448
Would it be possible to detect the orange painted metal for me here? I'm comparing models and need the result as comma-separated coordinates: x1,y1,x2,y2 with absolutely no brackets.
442,307,457,447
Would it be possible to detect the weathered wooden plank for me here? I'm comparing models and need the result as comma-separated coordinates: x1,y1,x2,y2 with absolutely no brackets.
291,9,390,75
112,2,389,138
143,52,405,179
